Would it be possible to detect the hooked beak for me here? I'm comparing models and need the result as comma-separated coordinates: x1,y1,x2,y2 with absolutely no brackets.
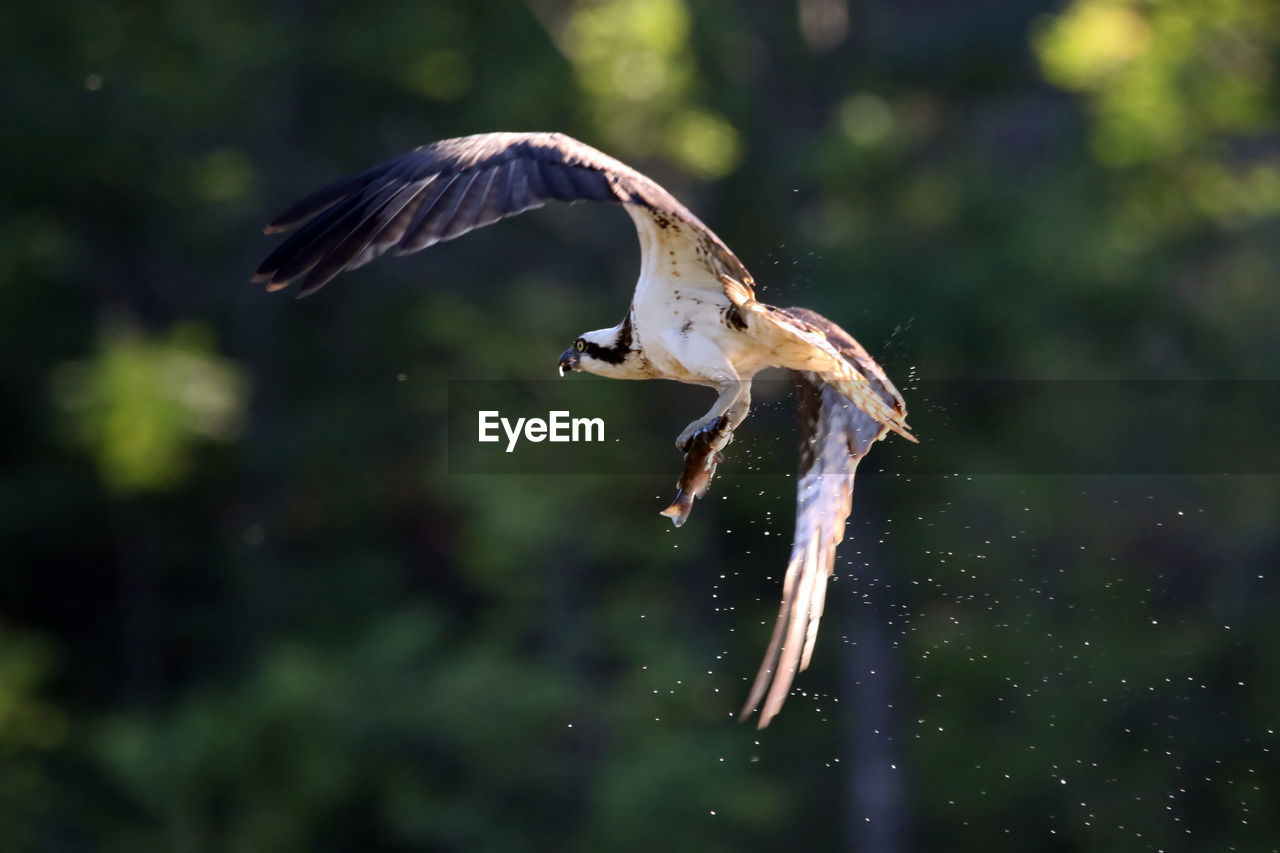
557,347,580,377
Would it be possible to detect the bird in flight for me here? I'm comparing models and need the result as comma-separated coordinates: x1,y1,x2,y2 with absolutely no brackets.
255,132,915,728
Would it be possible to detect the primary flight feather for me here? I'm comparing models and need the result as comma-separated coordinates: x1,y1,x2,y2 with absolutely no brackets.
256,131,914,728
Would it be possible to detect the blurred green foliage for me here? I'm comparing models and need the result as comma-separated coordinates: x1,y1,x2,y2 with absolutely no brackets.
1035,0,1280,228
563,0,742,175
1,0,1278,850
50,321,246,494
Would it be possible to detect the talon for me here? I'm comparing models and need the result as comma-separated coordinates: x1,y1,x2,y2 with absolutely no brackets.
677,414,732,452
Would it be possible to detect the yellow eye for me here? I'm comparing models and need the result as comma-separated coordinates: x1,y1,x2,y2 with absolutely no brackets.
574,339,586,352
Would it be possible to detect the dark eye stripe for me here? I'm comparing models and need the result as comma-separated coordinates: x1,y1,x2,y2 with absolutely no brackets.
581,339,628,365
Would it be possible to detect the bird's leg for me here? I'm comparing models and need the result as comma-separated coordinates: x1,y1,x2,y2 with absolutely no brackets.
675,380,751,451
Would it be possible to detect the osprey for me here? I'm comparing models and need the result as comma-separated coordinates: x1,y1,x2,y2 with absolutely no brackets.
255,132,915,728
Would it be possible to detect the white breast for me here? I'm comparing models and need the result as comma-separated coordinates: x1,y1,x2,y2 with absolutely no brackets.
626,207,747,384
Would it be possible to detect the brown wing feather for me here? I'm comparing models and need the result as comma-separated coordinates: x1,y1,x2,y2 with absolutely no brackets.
765,305,915,443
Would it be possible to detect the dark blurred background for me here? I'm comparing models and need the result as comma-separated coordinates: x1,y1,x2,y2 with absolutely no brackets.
2,0,1278,850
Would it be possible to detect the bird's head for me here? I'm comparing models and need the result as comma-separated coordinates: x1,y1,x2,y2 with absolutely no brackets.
557,324,640,379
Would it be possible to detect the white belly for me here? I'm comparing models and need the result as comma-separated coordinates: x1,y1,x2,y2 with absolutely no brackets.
624,204,802,385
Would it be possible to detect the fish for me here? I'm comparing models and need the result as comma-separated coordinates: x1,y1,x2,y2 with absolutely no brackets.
659,415,732,527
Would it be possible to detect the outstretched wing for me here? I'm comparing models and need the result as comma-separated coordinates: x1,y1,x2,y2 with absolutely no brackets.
738,300,915,443
254,131,753,297
739,309,905,728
